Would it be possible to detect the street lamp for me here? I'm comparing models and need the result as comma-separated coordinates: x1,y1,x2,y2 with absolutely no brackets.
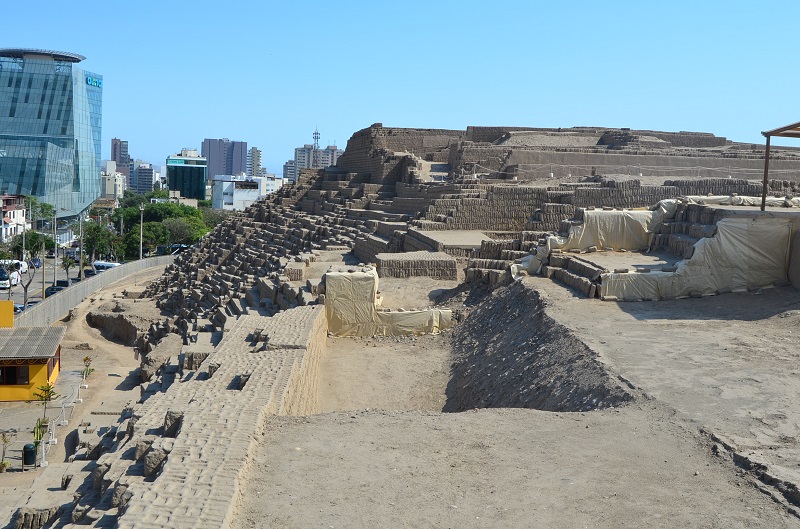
78,212,85,281
52,210,57,288
139,203,145,260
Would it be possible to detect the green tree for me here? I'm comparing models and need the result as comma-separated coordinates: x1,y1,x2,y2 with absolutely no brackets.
10,231,53,259
141,222,168,255
119,190,147,210
200,207,231,229
24,196,55,229
61,256,75,279
33,382,60,420
146,189,168,200
84,221,114,264
163,216,207,246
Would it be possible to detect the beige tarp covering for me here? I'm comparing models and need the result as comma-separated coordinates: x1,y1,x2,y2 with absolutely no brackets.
324,268,454,337
683,195,800,207
561,206,670,252
599,217,793,301
511,201,678,278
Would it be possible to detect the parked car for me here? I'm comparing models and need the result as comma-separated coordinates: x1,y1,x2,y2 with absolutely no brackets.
83,269,97,277
13,304,24,314
0,259,27,273
0,269,9,290
46,250,56,258
44,285,66,297
29,258,42,269
93,261,122,271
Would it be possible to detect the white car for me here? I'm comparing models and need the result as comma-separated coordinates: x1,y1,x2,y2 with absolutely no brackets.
0,259,27,274
93,261,122,271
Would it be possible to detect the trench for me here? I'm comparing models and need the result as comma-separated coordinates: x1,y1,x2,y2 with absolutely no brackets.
444,280,634,413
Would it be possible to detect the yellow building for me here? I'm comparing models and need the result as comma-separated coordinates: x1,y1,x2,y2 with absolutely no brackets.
0,327,65,402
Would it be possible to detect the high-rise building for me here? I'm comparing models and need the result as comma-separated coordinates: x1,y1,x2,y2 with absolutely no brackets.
166,149,207,200
0,48,102,218
282,160,296,182
247,146,263,177
283,130,343,183
202,138,247,179
111,138,131,187
134,163,154,194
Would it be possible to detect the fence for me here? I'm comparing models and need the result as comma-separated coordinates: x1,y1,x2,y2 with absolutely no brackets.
15,255,175,327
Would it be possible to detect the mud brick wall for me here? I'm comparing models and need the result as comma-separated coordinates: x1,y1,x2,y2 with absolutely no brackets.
110,307,327,529
375,251,458,280
353,234,391,264
448,142,512,174
527,203,577,231
465,126,551,143
645,130,727,148
498,149,800,180
337,124,463,182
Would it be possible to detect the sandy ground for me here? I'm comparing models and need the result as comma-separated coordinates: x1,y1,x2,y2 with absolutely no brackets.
5,248,800,528
233,275,800,528
534,277,800,492
0,267,163,519
236,405,797,529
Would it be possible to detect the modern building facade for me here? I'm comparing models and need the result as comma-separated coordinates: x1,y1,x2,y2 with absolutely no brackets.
202,138,247,179
134,163,154,194
166,149,207,200
282,159,296,182
0,49,102,219
210,174,283,211
111,138,131,187
247,146,264,177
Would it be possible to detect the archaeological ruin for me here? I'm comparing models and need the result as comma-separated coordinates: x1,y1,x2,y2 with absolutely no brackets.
5,123,800,528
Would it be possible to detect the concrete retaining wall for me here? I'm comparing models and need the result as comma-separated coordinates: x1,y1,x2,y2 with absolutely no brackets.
15,256,175,327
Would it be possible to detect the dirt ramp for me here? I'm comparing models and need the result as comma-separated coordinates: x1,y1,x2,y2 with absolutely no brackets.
445,281,633,412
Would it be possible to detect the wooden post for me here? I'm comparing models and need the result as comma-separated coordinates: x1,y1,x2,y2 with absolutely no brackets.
761,135,771,211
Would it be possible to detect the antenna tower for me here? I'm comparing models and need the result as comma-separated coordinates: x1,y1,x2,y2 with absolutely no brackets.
312,128,321,168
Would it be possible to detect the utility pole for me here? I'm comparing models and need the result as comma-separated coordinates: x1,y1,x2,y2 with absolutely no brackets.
78,213,84,281
139,203,145,260
52,210,57,287
41,240,45,301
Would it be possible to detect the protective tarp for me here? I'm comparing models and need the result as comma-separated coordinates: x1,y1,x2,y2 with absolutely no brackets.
683,195,800,208
567,201,677,252
324,268,454,337
599,217,792,301
511,200,678,279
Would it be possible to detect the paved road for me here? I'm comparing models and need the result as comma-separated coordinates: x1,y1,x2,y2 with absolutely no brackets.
2,257,85,309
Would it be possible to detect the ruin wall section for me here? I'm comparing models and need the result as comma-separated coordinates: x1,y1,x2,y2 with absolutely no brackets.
502,150,800,180
336,124,464,184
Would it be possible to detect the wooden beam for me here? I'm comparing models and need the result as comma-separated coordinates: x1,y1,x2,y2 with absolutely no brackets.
761,135,771,211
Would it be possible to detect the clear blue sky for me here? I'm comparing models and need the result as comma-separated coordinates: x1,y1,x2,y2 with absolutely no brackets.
5,1,799,174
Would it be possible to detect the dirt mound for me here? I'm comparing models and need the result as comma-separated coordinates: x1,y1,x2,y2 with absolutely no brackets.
445,281,633,412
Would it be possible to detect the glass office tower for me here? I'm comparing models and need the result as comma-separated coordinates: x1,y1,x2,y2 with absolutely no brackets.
0,49,102,218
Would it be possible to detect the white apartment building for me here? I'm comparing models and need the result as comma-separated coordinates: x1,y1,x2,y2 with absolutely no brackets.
211,174,284,211
100,171,126,200
0,195,30,243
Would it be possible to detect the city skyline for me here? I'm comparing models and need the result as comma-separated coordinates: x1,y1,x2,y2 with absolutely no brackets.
4,1,800,176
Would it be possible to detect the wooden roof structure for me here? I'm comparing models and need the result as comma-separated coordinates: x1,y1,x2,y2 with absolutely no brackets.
761,121,800,210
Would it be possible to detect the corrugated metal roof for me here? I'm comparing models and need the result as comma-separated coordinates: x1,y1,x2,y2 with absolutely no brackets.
0,327,65,359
